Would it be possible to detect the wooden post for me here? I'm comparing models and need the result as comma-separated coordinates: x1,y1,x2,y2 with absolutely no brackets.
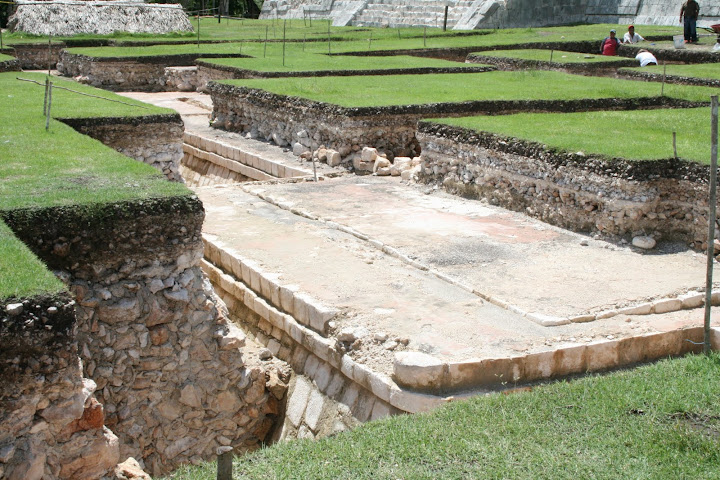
197,14,201,48
550,49,554,62
368,31,372,50
282,20,286,66
303,34,306,51
661,61,666,97
423,26,427,47
45,81,52,131
43,77,49,115
327,20,331,54
705,95,719,355
443,4,449,32
673,131,678,159
1,29,4,51
47,35,52,75
216,447,233,480
264,25,268,57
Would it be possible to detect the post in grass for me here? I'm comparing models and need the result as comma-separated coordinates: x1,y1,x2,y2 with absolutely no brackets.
47,35,52,75
282,20,287,66
264,25,268,57
661,61,666,97
423,26,427,47
705,95,719,355
327,19,331,54
550,49,554,62
197,13,201,48
45,81,52,131
368,31,372,51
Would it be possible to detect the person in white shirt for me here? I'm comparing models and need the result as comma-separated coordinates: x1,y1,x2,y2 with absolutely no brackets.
635,49,658,67
623,25,645,43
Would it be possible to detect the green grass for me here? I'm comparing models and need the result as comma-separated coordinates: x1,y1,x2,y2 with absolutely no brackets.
0,71,188,210
620,63,720,81
472,48,629,63
433,108,715,164
0,54,15,62
222,70,718,107
0,220,65,299
201,52,478,72
165,353,720,480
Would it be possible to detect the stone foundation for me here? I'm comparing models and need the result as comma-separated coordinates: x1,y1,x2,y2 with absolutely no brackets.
0,57,20,72
466,51,637,72
2,196,288,476
416,121,720,248
0,295,120,480
60,114,185,182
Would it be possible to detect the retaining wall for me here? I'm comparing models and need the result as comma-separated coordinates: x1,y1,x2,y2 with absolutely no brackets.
466,52,637,72
0,57,20,72
209,81,702,169
1,196,288,476
0,295,120,480
417,121,720,248
61,114,186,183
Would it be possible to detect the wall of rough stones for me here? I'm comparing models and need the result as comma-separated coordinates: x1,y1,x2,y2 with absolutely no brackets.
60,114,185,182
416,122,720,248
2,196,288,476
209,81,701,171
9,42,65,69
0,295,120,480
0,57,20,72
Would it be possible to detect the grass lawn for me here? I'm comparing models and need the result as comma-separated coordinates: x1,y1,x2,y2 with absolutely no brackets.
620,63,720,81
165,353,720,480
0,220,64,299
222,70,718,107
0,54,15,62
0,71,188,210
471,48,628,63
201,52,479,72
433,108,715,164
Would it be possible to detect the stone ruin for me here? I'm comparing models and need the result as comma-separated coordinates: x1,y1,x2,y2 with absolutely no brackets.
260,0,720,30
8,0,193,36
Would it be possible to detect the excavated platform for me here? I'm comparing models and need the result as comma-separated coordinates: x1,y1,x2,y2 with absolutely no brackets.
196,177,719,394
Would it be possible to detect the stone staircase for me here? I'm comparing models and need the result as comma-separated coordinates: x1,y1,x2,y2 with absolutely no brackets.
352,0,476,28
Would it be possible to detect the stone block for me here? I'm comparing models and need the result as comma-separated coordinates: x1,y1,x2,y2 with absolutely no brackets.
652,298,682,314
286,377,312,427
370,400,392,421
304,389,326,432
393,352,445,391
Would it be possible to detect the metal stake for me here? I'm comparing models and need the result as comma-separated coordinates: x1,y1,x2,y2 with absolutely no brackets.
443,4,449,31
673,131,678,159
264,25,268,57
705,95,719,354
45,81,52,131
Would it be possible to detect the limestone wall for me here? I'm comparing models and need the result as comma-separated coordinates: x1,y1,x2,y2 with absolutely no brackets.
0,295,119,480
208,81,701,172
2,196,288,476
417,121,720,248
60,114,186,182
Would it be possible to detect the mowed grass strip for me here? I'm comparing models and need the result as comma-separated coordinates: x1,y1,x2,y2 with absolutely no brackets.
0,220,64,299
620,63,720,81
223,70,717,107
0,71,187,210
434,108,713,163
0,54,15,62
201,52,478,72
471,48,627,63
165,353,720,480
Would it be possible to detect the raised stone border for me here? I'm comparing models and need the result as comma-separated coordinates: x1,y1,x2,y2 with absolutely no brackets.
416,121,720,250
59,113,185,182
58,51,247,92
195,59,495,91
618,68,720,88
0,57,20,73
208,80,699,166
182,131,311,186
466,52,636,72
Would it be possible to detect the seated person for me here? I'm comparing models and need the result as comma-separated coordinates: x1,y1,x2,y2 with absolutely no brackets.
635,49,658,66
623,25,645,43
600,29,622,55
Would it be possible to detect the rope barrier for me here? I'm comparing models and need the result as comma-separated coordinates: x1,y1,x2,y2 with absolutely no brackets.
16,76,150,109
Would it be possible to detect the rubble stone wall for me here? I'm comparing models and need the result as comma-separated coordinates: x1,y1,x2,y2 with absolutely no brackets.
9,42,65,70
0,57,20,72
0,295,119,480
2,196,287,476
416,122,720,248
60,114,186,182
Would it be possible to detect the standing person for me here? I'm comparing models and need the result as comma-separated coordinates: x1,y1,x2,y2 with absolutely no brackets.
680,0,700,43
600,29,622,55
623,25,645,43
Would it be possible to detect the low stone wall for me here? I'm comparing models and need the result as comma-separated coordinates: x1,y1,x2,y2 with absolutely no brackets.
466,52,637,72
9,42,65,70
0,57,20,72
209,81,702,169
195,60,494,91
0,294,120,480
416,121,720,248
58,52,245,92
618,69,720,88
2,196,288,476
60,114,185,182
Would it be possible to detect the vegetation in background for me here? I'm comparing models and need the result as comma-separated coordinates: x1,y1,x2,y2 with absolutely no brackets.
223,70,717,107
166,353,720,480
434,108,714,164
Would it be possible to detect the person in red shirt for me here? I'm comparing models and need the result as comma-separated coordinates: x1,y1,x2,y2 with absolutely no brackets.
600,29,622,55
